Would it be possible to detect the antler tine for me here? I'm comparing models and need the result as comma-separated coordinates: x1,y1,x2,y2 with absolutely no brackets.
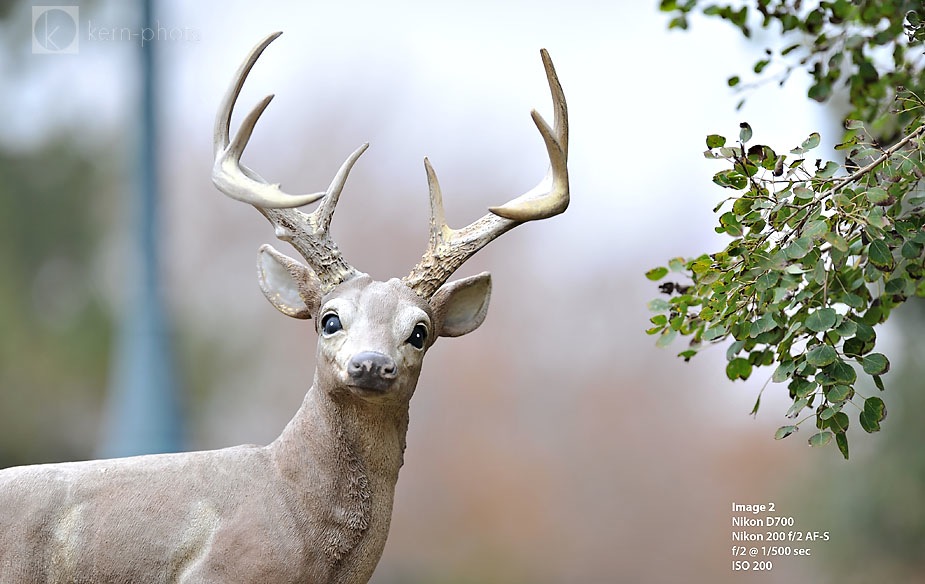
489,48,569,221
258,143,367,292
403,49,570,298
423,158,450,250
213,31,368,211
214,32,367,292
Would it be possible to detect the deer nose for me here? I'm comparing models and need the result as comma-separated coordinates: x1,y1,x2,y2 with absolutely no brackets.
348,351,398,391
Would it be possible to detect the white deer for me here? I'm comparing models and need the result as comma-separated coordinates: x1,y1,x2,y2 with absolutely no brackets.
0,32,568,584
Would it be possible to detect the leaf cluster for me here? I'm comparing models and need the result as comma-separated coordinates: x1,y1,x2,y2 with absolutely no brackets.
647,106,925,458
660,1,925,136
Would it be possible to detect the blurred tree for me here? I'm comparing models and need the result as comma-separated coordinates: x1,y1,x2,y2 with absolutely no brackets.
650,1,925,457
0,0,115,467
0,136,116,467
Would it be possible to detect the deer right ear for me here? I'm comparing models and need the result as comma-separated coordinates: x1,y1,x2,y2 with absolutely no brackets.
430,272,492,338
257,244,322,319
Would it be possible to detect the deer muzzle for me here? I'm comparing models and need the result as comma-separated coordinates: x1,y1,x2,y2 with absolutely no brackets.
347,351,398,392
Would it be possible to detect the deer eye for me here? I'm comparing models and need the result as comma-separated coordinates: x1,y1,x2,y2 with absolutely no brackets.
406,323,427,350
321,313,342,336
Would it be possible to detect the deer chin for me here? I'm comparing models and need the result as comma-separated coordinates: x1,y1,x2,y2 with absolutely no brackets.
346,379,394,396
346,385,411,407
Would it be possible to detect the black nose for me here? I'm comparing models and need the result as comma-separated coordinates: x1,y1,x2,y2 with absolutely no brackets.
348,351,398,391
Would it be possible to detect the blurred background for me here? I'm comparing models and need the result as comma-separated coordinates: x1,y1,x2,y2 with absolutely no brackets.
1,1,924,582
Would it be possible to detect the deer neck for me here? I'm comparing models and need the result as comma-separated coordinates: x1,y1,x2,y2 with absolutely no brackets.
268,376,411,567
271,375,411,485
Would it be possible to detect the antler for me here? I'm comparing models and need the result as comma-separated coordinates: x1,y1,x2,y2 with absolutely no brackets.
212,31,366,291
402,49,569,299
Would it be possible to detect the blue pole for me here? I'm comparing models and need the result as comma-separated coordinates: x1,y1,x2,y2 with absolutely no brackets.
99,0,183,457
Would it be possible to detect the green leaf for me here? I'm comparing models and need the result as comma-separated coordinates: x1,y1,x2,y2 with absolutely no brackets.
793,185,813,201
861,353,890,375
785,236,813,259
739,122,753,142
726,357,753,380
873,374,885,391
774,425,799,440
750,394,761,416
808,431,833,447
793,185,813,200
706,134,726,149
656,328,678,348
772,360,796,383
801,132,821,151
859,396,887,433
865,396,887,421
834,319,857,337
805,308,836,332
868,240,895,271
808,80,832,102
859,411,879,433
901,240,923,259
825,359,857,385
819,405,840,420
816,160,839,178
824,231,849,252
835,431,849,460
786,397,810,418
703,324,728,341
853,321,876,342
842,337,874,357
826,385,853,402
726,340,746,360
755,271,780,292
805,344,837,367
790,377,817,398
804,219,828,240
749,312,777,337
719,212,743,236
648,298,671,311
713,169,748,190
646,267,669,281
828,411,850,433
866,187,891,205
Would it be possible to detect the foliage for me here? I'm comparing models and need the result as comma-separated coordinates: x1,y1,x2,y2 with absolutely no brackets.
0,136,115,466
649,1,925,458
660,0,925,136
796,306,925,582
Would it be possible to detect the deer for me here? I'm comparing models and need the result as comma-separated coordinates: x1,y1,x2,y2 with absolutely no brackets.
0,32,568,584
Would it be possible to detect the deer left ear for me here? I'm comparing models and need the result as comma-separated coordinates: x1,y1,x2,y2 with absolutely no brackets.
430,272,492,338
257,244,322,319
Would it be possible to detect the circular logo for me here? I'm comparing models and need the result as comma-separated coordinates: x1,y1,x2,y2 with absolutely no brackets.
34,8,78,53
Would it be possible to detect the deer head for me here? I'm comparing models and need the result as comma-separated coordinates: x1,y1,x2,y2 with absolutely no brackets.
212,31,568,406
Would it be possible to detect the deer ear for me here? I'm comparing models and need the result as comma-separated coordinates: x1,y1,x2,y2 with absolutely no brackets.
256,244,322,319
431,272,492,338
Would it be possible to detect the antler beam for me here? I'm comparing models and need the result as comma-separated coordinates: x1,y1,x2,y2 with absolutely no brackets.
403,48,569,299
212,31,366,291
